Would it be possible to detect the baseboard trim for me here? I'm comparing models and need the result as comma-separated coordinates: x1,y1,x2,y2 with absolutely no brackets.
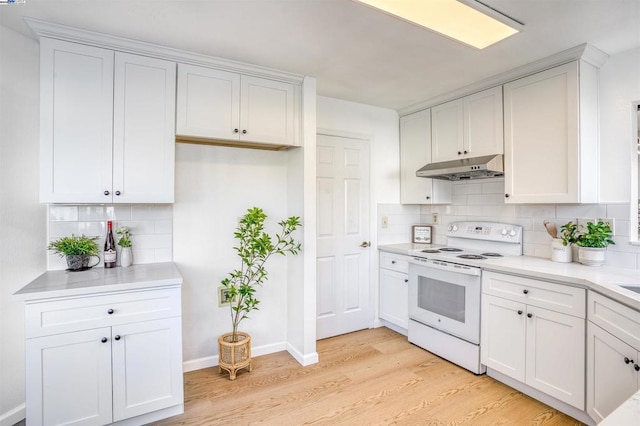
286,342,319,366
0,403,25,426
182,341,288,372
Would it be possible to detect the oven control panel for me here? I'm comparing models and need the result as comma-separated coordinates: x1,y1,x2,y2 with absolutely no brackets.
446,221,523,244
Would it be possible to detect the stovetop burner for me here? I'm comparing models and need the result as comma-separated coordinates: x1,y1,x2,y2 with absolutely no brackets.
421,249,441,254
481,252,503,258
439,247,463,252
457,254,487,260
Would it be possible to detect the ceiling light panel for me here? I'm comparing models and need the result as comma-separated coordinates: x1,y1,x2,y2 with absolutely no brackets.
355,0,521,49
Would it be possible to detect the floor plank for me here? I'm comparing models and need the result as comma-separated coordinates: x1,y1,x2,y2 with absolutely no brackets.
154,327,583,426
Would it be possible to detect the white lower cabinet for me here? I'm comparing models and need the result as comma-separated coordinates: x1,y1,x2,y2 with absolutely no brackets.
481,271,586,410
24,288,183,426
379,253,409,331
586,291,640,422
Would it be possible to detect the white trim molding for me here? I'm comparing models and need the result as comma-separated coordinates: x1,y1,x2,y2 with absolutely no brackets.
0,403,25,426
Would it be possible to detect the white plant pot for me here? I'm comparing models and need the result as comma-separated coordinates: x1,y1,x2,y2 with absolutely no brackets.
120,247,133,268
551,239,572,263
578,246,606,266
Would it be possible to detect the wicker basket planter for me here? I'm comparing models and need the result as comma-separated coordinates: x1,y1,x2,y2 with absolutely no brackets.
218,331,252,380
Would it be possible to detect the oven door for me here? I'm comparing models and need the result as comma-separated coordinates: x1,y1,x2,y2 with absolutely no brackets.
408,258,481,344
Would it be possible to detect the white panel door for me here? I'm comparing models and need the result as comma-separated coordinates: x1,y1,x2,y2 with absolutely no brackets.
26,327,113,426
525,306,585,409
316,134,371,339
39,38,114,203
113,53,176,203
175,64,240,140
480,294,526,382
240,76,296,145
431,98,464,163
112,317,184,421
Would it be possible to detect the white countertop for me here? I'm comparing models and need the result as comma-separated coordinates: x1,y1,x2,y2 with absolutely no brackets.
13,262,183,301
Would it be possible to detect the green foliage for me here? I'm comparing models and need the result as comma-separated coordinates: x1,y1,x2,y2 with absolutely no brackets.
560,221,578,246
48,234,99,256
576,221,615,248
116,227,132,248
221,207,302,342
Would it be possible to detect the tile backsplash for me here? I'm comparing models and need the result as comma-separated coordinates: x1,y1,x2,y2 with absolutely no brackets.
47,204,173,270
379,178,640,269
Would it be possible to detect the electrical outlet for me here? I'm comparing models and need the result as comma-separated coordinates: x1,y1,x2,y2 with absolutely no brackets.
381,216,389,229
597,218,615,235
432,213,439,224
577,218,595,233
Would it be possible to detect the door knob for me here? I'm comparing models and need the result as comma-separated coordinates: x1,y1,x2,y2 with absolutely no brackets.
360,241,370,248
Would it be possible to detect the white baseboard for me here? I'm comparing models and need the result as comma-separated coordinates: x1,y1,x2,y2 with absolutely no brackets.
182,341,288,373
286,342,318,366
0,403,25,426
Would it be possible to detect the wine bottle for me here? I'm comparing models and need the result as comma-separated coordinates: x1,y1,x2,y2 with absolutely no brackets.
104,220,117,268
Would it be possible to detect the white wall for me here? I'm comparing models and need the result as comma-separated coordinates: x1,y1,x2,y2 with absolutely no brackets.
0,26,46,426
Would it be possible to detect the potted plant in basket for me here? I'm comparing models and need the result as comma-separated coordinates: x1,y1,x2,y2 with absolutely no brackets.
219,207,302,380
576,220,615,266
116,226,133,267
48,234,100,271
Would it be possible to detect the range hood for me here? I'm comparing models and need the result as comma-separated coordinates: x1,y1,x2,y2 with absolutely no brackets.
416,154,504,180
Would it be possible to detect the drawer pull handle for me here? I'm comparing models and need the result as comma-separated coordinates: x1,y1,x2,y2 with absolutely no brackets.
517,310,523,315
107,309,114,315
114,335,121,341
527,313,533,318
523,289,529,294
625,357,633,364
101,337,108,343
635,364,640,372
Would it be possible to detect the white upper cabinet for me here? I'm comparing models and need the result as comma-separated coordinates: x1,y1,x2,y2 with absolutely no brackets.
400,109,452,204
503,61,598,204
431,86,503,163
177,64,299,148
39,38,176,204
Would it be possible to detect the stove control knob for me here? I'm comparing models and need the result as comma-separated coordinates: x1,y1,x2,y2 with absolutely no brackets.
509,229,517,237
450,224,458,232
501,228,508,236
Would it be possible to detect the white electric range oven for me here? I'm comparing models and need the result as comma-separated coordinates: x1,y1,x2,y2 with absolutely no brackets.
408,221,523,374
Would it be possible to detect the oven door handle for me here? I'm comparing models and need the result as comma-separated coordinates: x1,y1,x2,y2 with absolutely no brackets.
409,257,481,276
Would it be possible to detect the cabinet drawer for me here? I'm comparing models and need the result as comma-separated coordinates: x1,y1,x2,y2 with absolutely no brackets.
588,291,640,351
380,252,409,273
483,271,585,318
25,288,181,338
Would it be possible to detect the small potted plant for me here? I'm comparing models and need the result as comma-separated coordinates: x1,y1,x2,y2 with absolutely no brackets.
48,234,100,271
552,221,577,263
116,226,133,267
576,221,615,266
218,207,301,380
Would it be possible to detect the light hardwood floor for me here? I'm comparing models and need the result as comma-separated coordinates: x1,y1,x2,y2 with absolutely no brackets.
155,327,582,425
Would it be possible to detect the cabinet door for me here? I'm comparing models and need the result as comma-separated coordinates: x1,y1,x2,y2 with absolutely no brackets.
464,86,503,157
503,62,579,203
431,99,464,163
113,53,176,203
379,268,409,329
587,322,639,422
176,64,240,140
481,294,526,381
525,305,585,409
240,76,296,146
112,317,184,421
400,110,433,204
39,38,114,203
26,328,113,426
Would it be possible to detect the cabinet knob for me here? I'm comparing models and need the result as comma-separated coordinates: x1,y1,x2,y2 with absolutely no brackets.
404,279,409,283
426,196,431,200
104,190,110,196
527,313,533,318
505,194,510,198
391,260,396,264
635,364,640,372
234,128,239,133
101,337,108,343
114,335,121,341
107,309,114,315
115,190,121,196
523,289,529,294
242,129,247,134
517,310,523,315
457,151,462,155
625,357,633,364
463,150,468,154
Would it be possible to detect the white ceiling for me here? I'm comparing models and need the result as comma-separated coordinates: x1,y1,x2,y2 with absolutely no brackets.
1,0,639,110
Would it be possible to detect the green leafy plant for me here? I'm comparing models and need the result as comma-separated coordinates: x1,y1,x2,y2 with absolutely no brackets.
576,221,615,248
560,221,578,246
47,234,99,256
116,226,132,248
221,207,302,342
